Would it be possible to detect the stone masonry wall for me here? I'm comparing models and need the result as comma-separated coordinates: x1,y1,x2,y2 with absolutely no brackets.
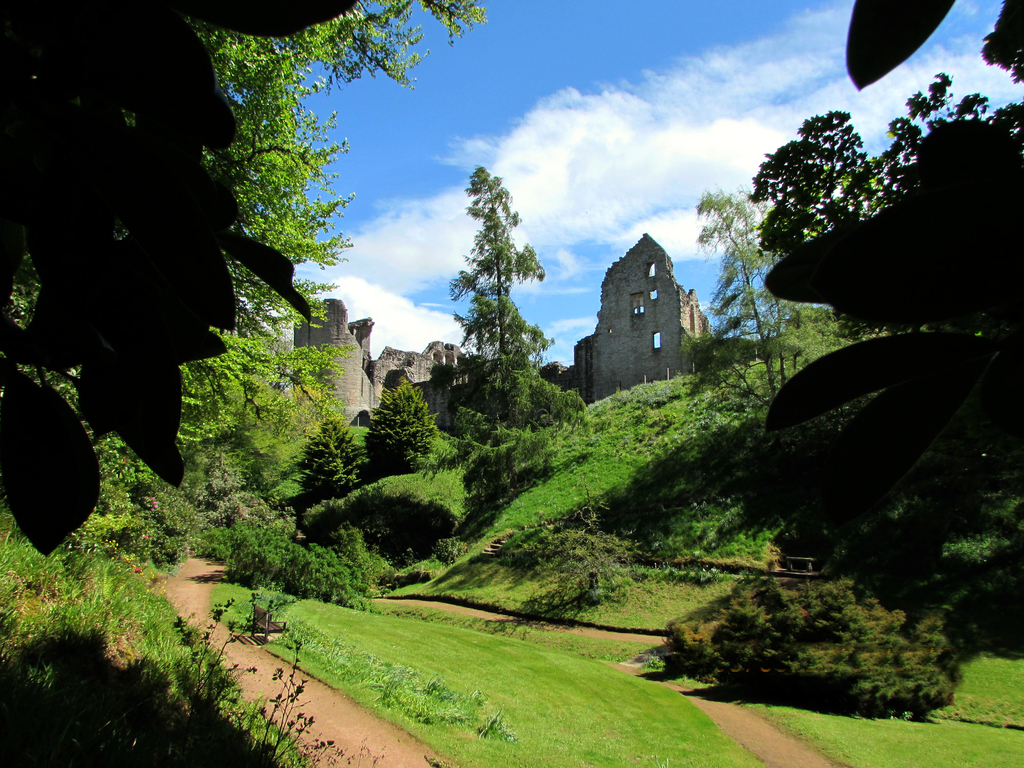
543,234,708,403
293,299,375,425
294,298,462,428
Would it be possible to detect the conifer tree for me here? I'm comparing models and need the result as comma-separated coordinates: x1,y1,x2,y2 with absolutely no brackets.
443,167,584,506
298,415,365,502
365,379,439,477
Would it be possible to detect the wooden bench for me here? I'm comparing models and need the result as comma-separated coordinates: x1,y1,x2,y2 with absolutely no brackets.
785,557,816,572
251,604,287,642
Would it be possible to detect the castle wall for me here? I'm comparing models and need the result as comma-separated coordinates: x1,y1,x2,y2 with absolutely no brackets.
590,235,700,401
293,298,376,425
294,298,462,428
542,235,708,404
300,236,705,422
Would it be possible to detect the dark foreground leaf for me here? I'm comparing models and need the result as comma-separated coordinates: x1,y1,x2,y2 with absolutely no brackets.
218,232,311,321
767,334,997,431
822,355,990,524
847,0,956,88
0,371,99,554
811,179,1024,323
980,346,1024,437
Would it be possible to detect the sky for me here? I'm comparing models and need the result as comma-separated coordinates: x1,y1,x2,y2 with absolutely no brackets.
298,0,1021,365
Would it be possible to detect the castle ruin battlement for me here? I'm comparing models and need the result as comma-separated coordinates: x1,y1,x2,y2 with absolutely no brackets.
543,234,709,402
293,298,462,427
297,235,707,423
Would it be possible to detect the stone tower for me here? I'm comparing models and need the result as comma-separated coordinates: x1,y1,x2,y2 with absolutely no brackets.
293,298,376,425
543,234,709,403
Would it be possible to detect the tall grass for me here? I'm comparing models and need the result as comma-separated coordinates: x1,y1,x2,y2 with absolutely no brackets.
0,515,306,767
273,620,500,732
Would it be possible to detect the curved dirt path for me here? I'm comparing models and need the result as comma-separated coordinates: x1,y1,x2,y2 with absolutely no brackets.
164,559,444,768
379,595,840,768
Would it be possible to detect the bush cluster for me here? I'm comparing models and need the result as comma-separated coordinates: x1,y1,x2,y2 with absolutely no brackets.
432,537,468,565
297,415,366,504
364,379,439,478
304,472,464,564
666,578,960,718
204,522,384,608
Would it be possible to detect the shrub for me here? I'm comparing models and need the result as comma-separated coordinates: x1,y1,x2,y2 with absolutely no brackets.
304,472,464,563
365,379,439,478
141,491,202,568
433,537,468,565
219,521,374,608
195,527,233,562
538,508,634,594
666,578,960,718
297,415,365,503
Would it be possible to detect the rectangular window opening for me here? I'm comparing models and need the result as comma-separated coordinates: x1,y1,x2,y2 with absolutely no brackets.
650,289,658,300
653,332,662,349
630,292,645,316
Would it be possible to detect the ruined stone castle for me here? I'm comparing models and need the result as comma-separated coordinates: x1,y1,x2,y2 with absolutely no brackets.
542,234,709,402
293,299,462,428
295,234,708,424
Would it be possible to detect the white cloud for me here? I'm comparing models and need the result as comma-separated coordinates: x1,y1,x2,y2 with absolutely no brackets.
547,316,596,337
333,188,475,295
324,0,1018,352
325,276,462,354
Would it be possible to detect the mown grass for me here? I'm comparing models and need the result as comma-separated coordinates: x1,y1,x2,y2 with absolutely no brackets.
212,583,761,768
391,559,739,630
933,654,1024,728
750,703,1024,768
373,601,652,661
0,520,305,767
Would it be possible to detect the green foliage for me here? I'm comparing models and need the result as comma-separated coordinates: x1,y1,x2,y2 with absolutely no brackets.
693,189,842,406
0,517,302,766
667,578,960,718
441,166,585,509
538,505,635,600
450,166,549,366
365,379,439,478
476,709,518,742
297,415,366,503
453,407,569,510
220,521,377,607
432,537,468,565
304,472,465,564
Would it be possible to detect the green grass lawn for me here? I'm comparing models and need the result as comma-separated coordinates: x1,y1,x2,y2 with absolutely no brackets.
374,601,652,661
392,559,738,630
688,651,1024,768
750,704,1024,768
934,654,1024,729
213,583,760,768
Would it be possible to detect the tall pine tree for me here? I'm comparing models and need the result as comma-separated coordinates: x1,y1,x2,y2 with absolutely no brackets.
444,168,583,506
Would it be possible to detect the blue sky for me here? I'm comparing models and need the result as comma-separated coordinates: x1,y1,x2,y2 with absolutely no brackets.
298,0,1020,364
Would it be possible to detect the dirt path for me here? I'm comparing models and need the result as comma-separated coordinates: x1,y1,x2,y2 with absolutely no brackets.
379,595,840,768
166,561,838,768
164,559,443,768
